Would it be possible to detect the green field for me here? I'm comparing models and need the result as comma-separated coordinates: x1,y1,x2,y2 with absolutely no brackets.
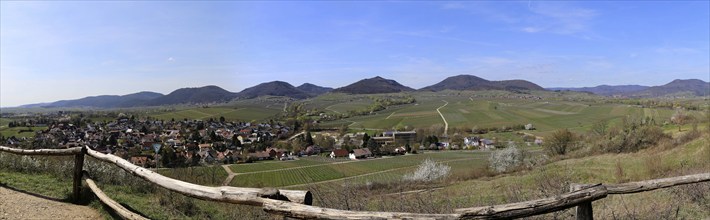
229,159,330,173
0,126,47,138
320,93,704,136
229,151,495,188
151,107,281,122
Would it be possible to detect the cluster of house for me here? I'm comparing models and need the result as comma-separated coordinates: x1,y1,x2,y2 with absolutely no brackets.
329,148,374,160
463,135,543,150
5,114,300,167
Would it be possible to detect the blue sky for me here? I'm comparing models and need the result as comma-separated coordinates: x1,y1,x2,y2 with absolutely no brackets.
1,1,708,107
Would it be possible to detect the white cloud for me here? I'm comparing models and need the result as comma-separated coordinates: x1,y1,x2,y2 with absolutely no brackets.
443,2,599,38
521,27,542,33
524,2,598,36
167,57,175,62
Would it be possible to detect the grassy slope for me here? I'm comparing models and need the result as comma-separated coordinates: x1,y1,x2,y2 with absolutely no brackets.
384,132,710,218
318,92,705,134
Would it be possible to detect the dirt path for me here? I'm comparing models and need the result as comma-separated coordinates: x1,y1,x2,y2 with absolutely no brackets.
0,187,101,219
436,100,449,135
221,164,236,186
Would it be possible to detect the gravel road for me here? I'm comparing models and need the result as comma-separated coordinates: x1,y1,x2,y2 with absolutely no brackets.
0,187,101,220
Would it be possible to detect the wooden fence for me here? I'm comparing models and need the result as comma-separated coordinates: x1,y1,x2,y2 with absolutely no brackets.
1,145,709,220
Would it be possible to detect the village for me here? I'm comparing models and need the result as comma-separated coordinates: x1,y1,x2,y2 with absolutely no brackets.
1,111,543,169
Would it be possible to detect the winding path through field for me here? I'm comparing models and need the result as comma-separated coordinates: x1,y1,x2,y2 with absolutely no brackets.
436,100,449,136
0,187,101,219
325,105,341,115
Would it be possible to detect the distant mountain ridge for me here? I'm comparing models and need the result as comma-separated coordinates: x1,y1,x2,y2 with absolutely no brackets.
297,83,333,96
147,86,236,106
547,85,649,96
237,81,313,99
630,79,709,97
420,75,544,92
15,76,708,108
332,76,415,94
548,79,709,97
40,91,164,108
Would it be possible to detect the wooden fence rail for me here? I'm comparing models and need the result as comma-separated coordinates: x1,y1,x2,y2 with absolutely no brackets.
85,147,312,206
1,145,709,220
83,171,149,220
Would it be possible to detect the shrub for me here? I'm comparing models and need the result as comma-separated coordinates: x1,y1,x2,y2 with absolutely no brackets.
403,159,451,182
489,144,525,173
544,129,576,156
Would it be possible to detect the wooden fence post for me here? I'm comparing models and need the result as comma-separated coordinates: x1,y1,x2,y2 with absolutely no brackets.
72,146,86,203
570,183,594,220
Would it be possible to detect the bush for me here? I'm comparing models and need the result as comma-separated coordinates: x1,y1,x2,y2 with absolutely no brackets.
489,144,526,173
403,159,451,182
544,129,576,156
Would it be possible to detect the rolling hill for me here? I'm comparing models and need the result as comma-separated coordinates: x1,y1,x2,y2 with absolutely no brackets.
420,74,544,92
236,81,313,99
547,85,649,96
332,76,415,94
147,86,236,106
549,79,709,97
630,79,710,97
296,83,333,96
38,91,164,108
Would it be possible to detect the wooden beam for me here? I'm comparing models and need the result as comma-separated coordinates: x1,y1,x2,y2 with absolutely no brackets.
83,172,150,220
263,199,461,220
605,172,710,194
72,146,86,203
0,146,82,155
85,147,311,206
455,185,607,219
570,184,595,220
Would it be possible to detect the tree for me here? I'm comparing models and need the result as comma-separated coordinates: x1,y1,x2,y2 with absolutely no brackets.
366,138,380,155
489,143,526,173
671,108,689,132
190,130,202,143
191,154,201,166
304,131,314,146
209,130,219,142
544,129,576,156
403,159,450,182
339,124,349,136
591,120,607,136
361,133,370,148
219,116,226,123
160,147,177,168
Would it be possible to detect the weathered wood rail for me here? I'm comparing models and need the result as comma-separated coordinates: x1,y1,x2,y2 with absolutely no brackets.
1,145,709,220
83,171,149,220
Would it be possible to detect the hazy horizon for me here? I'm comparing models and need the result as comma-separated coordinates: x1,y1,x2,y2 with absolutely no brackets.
2,1,709,107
